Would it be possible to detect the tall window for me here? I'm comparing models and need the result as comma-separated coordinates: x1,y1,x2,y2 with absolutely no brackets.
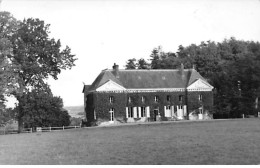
141,96,145,103
167,95,171,102
154,96,159,102
199,107,203,114
199,94,202,101
141,107,146,117
109,96,114,103
128,97,132,103
128,107,133,118
109,108,114,121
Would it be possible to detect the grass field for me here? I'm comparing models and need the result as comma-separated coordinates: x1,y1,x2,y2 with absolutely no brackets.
0,118,260,165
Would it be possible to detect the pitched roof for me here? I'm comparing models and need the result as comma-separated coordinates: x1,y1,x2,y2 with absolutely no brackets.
82,85,91,93
85,67,211,92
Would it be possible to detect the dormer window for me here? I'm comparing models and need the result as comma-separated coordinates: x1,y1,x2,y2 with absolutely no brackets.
154,96,159,103
109,96,114,103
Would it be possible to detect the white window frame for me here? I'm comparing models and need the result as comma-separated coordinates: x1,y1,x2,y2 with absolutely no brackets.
128,97,132,103
154,96,159,103
109,96,114,103
128,107,133,118
141,96,145,103
141,107,146,117
199,94,202,101
109,108,114,122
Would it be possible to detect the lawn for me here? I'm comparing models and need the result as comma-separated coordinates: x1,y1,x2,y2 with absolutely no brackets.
0,118,260,165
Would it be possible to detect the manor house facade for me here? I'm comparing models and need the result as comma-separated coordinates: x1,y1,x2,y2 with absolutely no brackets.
83,63,213,126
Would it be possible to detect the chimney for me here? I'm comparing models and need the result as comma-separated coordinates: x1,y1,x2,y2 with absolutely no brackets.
180,63,185,79
192,64,196,70
112,63,119,78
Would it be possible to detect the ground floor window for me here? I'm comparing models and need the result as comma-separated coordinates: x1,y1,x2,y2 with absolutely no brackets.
141,107,146,117
199,107,203,114
109,108,114,121
128,107,133,118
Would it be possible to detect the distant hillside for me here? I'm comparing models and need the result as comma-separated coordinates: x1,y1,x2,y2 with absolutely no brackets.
64,106,84,118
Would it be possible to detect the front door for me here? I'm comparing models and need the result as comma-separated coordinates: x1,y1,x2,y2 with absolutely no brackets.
153,107,159,121
109,108,114,123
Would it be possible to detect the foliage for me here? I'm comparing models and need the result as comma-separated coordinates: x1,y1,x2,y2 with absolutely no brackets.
70,117,82,126
13,89,70,128
125,58,150,69
87,91,212,123
0,11,77,131
0,12,19,109
124,37,260,118
125,58,137,69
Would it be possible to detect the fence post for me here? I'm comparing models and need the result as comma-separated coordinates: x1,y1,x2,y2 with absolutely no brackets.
75,125,76,129
49,127,51,132
31,128,33,133
63,126,64,130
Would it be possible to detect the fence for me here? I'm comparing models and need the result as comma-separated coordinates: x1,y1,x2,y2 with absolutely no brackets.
40,126,80,132
0,125,81,135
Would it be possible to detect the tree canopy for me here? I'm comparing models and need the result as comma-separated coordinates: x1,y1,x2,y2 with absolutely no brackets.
0,11,76,130
14,88,70,128
125,38,260,118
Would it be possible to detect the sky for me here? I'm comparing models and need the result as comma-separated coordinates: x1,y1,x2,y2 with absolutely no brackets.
1,0,260,107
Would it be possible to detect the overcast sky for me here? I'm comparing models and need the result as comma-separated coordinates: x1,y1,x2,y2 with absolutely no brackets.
1,0,260,107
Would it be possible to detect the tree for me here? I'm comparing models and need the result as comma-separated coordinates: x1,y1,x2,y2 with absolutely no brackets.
124,37,260,118
13,88,70,128
136,58,150,69
1,14,77,131
0,12,19,111
125,58,137,69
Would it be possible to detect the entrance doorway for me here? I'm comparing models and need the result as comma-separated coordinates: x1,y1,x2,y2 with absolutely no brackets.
109,108,114,123
153,107,159,121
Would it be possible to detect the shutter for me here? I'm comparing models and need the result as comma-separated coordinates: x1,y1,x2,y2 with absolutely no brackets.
133,107,137,118
146,106,150,117
176,105,179,117
184,105,187,116
138,107,141,118
126,107,128,118
171,106,174,117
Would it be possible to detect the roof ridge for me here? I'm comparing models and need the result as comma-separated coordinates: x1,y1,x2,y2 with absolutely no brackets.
106,69,193,71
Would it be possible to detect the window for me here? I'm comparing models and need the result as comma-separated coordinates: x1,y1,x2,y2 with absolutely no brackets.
141,96,145,103
179,95,183,102
199,94,202,101
179,105,183,109
167,95,171,102
199,107,203,114
109,96,114,103
109,108,114,121
128,107,133,118
128,97,132,103
141,107,146,117
166,105,171,110
154,96,159,102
